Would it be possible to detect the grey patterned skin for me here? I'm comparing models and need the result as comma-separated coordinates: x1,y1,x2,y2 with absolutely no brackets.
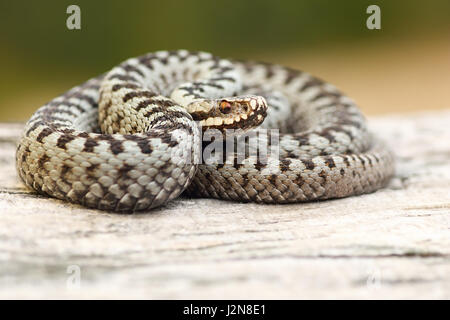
16,50,394,212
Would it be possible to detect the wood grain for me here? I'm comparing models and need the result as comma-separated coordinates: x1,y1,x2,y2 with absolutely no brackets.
1,110,449,299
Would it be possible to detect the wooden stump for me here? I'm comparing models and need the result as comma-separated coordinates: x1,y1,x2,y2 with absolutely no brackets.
1,110,449,299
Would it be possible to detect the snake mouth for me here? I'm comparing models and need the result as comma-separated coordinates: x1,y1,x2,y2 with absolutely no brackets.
197,96,267,131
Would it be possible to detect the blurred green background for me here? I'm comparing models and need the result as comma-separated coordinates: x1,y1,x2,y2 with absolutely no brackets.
0,0,449,121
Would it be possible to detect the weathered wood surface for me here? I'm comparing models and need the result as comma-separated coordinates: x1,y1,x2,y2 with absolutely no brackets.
0,110,449,299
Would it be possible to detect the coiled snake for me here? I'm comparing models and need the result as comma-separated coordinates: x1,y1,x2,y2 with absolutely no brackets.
16,50,394,212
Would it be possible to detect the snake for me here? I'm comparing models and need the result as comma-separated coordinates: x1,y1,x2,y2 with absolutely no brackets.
16,50,395,212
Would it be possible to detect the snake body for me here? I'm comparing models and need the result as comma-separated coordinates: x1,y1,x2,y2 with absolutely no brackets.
16,50,394,212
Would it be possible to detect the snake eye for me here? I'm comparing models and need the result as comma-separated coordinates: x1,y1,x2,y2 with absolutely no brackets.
219,101,232,114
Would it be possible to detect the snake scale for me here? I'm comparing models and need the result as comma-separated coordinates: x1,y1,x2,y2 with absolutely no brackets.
16,50,394,212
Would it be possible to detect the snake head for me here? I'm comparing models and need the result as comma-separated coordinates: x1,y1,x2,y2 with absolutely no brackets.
192,95,267,132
